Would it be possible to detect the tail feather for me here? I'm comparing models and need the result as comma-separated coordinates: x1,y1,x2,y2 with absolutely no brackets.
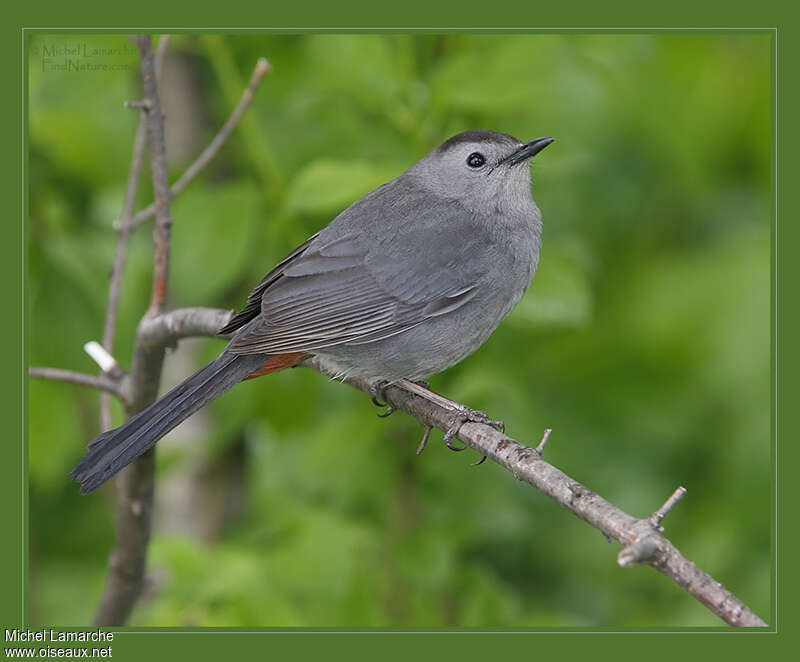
71,350,267,494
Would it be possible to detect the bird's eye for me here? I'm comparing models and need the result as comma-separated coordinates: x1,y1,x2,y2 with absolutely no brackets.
466,152,486,168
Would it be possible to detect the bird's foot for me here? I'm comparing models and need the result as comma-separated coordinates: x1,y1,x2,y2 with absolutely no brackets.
369,380,396,418
442,406,504,452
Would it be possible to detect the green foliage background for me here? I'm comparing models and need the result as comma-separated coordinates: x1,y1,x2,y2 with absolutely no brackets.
27,33,771,627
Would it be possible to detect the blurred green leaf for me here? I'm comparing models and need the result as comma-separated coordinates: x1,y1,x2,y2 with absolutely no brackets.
303,35,404,112
170,181,260,303
285,159,399,216
507,243,593,328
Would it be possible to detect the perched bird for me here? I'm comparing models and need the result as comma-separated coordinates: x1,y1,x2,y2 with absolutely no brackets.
72,130,553,494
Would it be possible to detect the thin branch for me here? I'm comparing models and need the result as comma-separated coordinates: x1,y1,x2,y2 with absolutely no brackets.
118,57,272,232
123,100,152,111
301,359,768,628
137,307,233,347
84,341,122,377
100,119,146,431
28,367,124,399
139,35,173,317
650,486,688,529
104,32,170,347
535,428,552,454
100,35,170,431
93,34,174,628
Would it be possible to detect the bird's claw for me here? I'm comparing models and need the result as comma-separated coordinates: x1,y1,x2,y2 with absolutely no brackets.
453,406,505,434
369,380,395,417
441,414,468,451
471,410,505,434
442,406,505,452
369,380,387,407
378,405,396,418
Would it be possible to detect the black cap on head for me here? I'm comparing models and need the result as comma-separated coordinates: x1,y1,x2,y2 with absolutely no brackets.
436,130,522,155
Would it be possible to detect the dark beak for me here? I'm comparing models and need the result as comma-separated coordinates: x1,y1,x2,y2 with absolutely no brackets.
504,136,554,165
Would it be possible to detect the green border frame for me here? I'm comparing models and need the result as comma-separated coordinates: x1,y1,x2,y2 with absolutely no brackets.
4,1,796,658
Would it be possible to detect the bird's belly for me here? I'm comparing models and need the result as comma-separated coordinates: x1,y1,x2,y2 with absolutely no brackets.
313,280,525,382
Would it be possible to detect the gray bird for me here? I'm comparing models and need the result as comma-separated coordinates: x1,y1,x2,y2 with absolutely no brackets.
72,130,553,494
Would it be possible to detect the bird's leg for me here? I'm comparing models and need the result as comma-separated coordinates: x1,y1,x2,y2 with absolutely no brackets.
373,379,503,459
395,379,506,436
442,411,472,451
451,406,505,434
372,379,430,419
441,406,502,466
368,380,396,417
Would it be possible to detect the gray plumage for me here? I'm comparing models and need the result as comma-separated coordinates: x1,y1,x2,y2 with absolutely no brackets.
226,129,547,380
72,129,552,493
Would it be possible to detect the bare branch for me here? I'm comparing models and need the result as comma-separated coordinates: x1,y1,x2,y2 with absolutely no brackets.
303,361,768,628
650,486,688,529
93,441,156,627
123,99,152,111
28,367,124,399
139,36,173,317
100,117,146,431
119,57,272,232
415,426,432,455
84,341,122,377
93,34,174,628
137,307,234,347
535,428,552,454
100,35,171,431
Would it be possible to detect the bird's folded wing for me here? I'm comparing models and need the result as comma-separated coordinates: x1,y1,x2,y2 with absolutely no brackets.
219,234,319,335
228,206,493,355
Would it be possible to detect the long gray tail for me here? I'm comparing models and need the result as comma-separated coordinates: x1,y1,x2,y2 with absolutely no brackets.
71,350,267,495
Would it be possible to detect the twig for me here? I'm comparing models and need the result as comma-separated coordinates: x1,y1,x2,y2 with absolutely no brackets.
650,486,688,529
28,368,124,399
100,35,170,431
123,99,152,111
139,35,173,317
100,118,146,431
93,34,174,628
302,361,767,628
137,307,233,347
415,426,432,455
118,57,272,232
535,428,552,454
84,341,122,376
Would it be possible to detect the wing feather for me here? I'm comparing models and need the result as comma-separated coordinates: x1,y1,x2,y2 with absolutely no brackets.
227,181,495,355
